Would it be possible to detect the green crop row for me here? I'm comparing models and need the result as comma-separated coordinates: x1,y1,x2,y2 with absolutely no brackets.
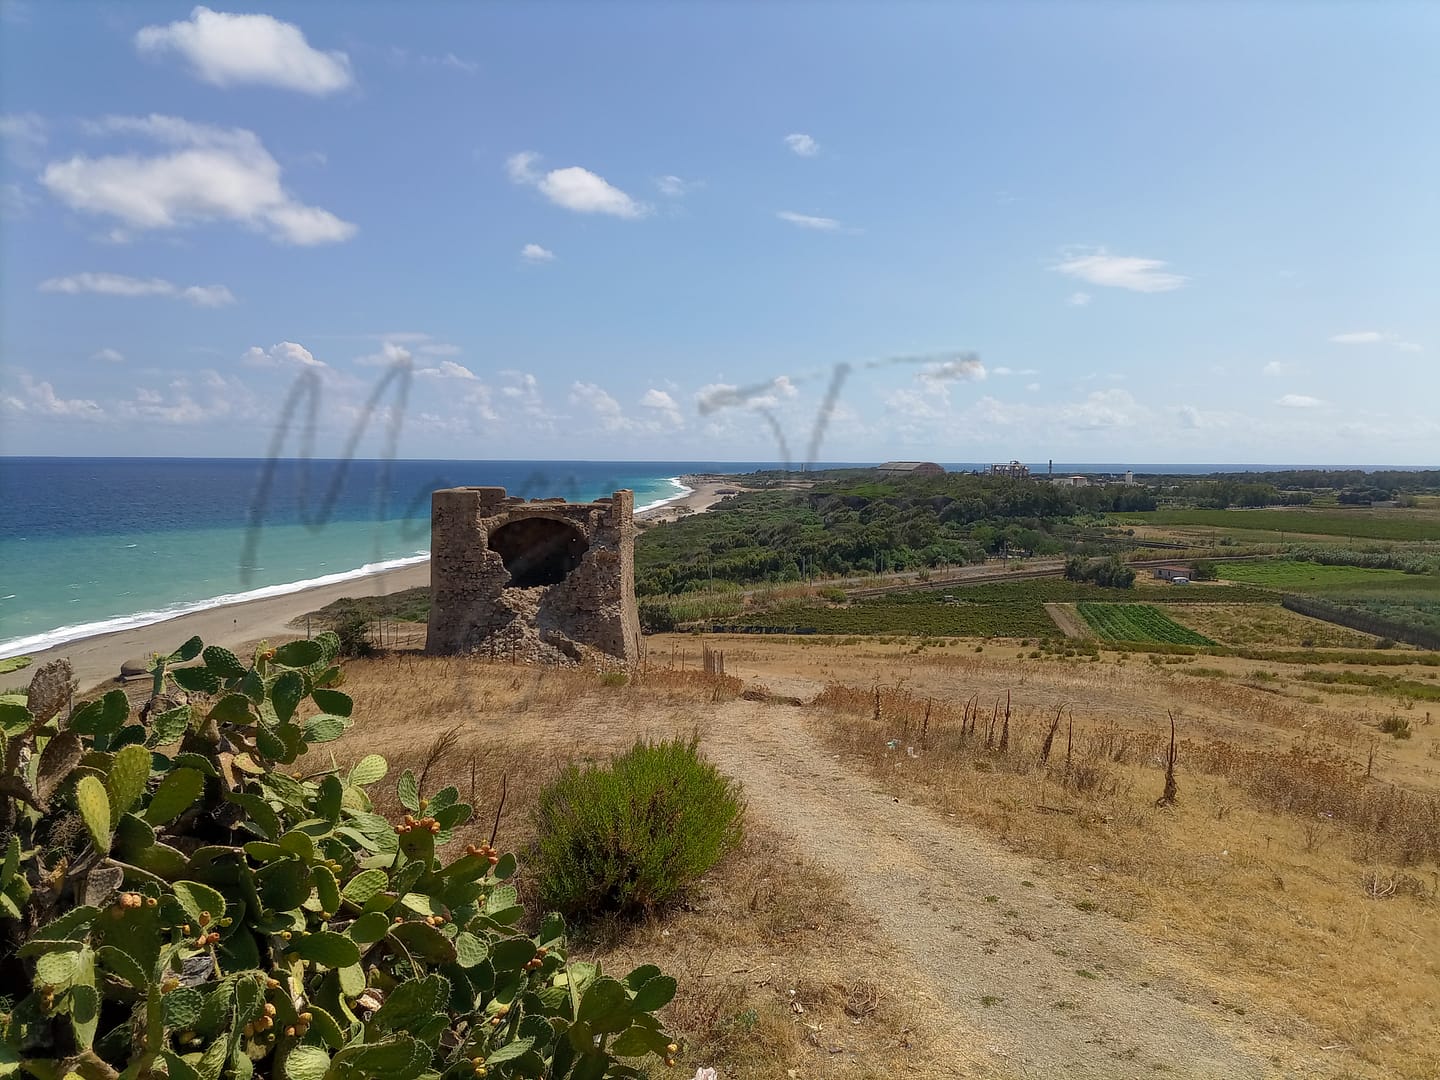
1076,603,1217,646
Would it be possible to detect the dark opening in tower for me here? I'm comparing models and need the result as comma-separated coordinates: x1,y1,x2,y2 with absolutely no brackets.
489,517,589,587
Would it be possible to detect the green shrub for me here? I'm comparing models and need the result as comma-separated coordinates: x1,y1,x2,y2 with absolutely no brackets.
1,636,678,1078
534,740,743,919
333,612,377,657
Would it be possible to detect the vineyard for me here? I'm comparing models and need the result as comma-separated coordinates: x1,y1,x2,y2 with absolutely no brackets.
1076,603,1217,645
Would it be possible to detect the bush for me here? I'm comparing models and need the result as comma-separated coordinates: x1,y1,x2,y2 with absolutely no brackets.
333,612,377,657
1,637,679,1078
1380,715,1413,739
534,739,744,919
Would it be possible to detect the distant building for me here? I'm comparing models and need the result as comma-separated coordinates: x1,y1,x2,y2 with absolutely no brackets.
1154,565,1194,582
1124,470,1135,485
876,461,945,477
1051,474,1089,487
990,460,1030,479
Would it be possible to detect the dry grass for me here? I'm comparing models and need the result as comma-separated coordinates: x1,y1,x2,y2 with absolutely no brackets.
1166,603,1380,649
810,679,1440,1079
311,652,972,1079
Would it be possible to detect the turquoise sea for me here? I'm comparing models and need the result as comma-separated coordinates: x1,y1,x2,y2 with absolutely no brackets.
0,458,749,658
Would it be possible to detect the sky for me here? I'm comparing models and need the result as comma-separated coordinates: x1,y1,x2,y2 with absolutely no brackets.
1,1,1437,466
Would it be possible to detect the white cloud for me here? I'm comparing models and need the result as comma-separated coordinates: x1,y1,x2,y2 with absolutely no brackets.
1330,330,1421,352
570,381,629,430
243,341,325,369
695,375,799,415
354,341,413,368
507,151,645,218
640,387,684,427
520,242,555,262
418,360,478,380
135,6,352,95
422,52,476,73
118,370,255,426
776,210,841,231
1066,291,1092,307
1025,382,1041,393
1,373,103,419
1052,248,1187,293
920,356,987,383
784,133,819,157
1262,360,1299,377
92,348,125,363
1276,393,1324,409
498,370,549,419
42,115,356,245
990,366,1037,377
655,175,693,198
39,272,235,307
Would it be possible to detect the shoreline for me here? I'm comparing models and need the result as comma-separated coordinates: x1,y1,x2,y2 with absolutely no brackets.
13,474,740,692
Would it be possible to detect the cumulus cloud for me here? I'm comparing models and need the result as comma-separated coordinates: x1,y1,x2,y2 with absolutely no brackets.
1052,248,1187,292
695,375,798,415
520,242,555,262
41,115,356,245
1066,291,1092,307
1262,360,1299,377
39,272,235,307
1330,330,1421,352
417,360,478,380
776,210,841,231
498,370,549,419
569,381,629,430
784,133,819,157
1276,393,1324,409
135,6,353,95
92,348,125,363
243,341,325,369
919,355,987,383
507,151,645,218
640,387,684,427
990,366,1037,377
1,373,104,419
354,341,413,368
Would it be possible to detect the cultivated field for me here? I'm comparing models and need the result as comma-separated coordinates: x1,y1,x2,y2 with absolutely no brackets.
1076,602,1216,645
1216,560,1415,590
1115,507,1440,542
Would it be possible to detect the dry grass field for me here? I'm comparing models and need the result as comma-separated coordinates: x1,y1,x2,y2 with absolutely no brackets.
277,633,1438,1079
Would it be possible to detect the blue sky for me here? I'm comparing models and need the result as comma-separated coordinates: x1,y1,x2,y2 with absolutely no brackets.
1,1,1436,465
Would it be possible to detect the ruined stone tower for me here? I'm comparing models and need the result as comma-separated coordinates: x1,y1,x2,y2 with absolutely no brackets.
425,487,642,665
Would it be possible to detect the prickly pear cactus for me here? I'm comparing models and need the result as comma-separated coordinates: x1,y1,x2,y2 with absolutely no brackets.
1,633,679,1079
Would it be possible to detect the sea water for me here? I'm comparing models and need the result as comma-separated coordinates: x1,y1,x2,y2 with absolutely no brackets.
0,458,742,657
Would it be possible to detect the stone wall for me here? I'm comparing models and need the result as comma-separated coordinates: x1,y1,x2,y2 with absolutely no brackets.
425,486,642,665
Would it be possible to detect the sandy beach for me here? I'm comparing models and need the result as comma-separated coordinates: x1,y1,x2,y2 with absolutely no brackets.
18,562,433,693
14,475,739,693
635,474,740,524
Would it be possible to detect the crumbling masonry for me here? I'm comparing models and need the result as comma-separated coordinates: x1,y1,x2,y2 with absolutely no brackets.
425,487,642,665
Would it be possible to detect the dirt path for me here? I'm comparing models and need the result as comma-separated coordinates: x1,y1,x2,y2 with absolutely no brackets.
1043,602,1089,640
701,694,1287,1079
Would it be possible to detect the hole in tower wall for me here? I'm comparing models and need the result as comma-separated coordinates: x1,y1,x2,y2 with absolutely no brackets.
489,517,589,587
